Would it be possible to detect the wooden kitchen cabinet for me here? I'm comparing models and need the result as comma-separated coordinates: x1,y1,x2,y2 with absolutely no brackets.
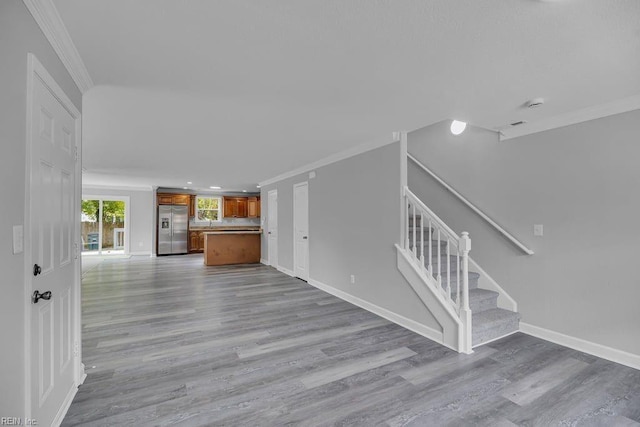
247,196,260,218
157,193,190,205
189,195,196,217
157,194,173,205
223,197,248,218
172,194,190,205
189,231,199,252
188,230,207,252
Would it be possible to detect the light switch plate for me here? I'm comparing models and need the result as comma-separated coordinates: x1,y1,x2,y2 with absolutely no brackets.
13,225,24,254
533,224,543,237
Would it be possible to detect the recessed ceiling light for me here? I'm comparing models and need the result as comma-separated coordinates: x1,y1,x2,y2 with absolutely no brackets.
450,120,467,136
183,187,188,189
187,181,192,185
210,186,221,189
256,185,261,188
242,190,247,192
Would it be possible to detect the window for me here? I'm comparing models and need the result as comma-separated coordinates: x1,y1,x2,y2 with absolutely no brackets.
195,196,221,222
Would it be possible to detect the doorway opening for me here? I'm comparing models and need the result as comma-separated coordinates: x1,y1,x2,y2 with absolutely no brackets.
81,197,129,255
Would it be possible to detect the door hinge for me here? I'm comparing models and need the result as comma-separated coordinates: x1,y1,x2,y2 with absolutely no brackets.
73,341,79,357
74,146,79,162
74,242,79,260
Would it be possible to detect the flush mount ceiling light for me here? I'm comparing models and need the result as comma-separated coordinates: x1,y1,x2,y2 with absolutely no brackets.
209,186,221,189
526,97,545,108
256,185,261,188
242,190,247,192
450,120,467,135
187,181,192,185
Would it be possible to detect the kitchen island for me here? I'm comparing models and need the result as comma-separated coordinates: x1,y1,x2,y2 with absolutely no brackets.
203,230,262,266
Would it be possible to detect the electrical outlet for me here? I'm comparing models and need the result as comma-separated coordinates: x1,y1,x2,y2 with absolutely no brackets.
534,224,544,237
350,274,355,284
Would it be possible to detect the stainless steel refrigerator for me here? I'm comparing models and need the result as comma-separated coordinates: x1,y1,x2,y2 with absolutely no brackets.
158,205,188,255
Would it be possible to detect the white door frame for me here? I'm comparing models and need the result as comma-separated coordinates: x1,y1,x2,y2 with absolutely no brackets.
24,53,84,420
293,181,309,281
81,195,131,255
267,189,278,267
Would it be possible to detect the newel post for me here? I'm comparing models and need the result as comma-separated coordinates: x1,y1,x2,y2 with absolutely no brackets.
399,131,408,250
459,231,473,353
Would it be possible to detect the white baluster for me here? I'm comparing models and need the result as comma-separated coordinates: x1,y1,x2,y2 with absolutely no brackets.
420,211,425,273
412,204,417,259
405,197,410,251
446,238,451,301
456,250,461,311
459,231,472,353
437,229,442,290
428,220,433,277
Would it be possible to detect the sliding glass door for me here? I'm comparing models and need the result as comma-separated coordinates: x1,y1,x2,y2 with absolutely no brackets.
81,198,127,255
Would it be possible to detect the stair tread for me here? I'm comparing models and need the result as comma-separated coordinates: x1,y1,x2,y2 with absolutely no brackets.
428,268,480,279
447,287,494,298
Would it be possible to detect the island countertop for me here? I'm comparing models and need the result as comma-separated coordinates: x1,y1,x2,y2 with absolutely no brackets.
203,230,262,235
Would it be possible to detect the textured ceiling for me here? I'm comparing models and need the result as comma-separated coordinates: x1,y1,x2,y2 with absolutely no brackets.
53,0,640,191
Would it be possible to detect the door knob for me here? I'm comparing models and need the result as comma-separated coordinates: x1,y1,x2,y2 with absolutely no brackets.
32,290,52,304
33,264,42,276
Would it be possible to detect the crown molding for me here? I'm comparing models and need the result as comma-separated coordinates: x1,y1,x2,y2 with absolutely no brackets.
259,133,400,187
82,184,153,192
499,94,640,141
22,0,93,93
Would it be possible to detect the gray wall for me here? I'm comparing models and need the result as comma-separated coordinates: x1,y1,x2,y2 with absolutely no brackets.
408,111,640,356
261,142,440,334
0,0,82,414
82,187,154,254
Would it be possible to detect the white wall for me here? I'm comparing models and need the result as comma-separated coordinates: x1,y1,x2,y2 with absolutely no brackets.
408,111,640,357
82,187,154,255
0,0,82,414
261,142,441,335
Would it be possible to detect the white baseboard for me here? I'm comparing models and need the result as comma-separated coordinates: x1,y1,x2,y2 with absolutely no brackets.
79,362,87,385
52,383,78,427
129,251,151,256
277,265,295,277
520,322,640,371
260,258,268,265
307,278,443,345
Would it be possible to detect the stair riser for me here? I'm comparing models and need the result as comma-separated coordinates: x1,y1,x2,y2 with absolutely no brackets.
473,316,519,347
470,294,498,313
446,292,497,313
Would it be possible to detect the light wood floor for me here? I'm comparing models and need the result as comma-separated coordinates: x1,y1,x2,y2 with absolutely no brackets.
63,255,640,426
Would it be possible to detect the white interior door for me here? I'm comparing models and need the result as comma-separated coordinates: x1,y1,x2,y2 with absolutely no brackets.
293,182,309,281
27,55,80,425
267,190,278,267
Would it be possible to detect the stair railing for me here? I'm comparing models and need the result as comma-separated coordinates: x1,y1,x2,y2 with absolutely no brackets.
407,153,534,255
403,186,472,352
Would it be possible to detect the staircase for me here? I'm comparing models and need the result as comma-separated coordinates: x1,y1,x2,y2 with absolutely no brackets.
417,234,520,346
397,186,520,353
